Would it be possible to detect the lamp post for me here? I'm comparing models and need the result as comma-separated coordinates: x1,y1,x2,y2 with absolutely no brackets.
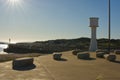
108,0,111,53
104,0,116,61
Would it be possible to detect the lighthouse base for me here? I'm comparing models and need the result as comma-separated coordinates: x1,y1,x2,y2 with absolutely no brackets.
89,40,97,52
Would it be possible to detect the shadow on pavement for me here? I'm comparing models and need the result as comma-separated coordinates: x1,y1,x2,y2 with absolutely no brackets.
55,58,67,61
112,60,120,64
79,57,96,60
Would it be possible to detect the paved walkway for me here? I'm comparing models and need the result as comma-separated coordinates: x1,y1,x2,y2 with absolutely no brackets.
39,51,120,80
0,58,54,80
0,51,120,80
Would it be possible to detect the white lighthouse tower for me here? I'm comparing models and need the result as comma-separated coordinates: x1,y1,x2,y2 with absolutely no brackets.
89,17,99,51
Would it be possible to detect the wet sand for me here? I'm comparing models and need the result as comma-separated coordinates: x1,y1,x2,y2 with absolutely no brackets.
0,51,120,80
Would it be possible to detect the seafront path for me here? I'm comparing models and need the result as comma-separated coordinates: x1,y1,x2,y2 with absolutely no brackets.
0,51,120,80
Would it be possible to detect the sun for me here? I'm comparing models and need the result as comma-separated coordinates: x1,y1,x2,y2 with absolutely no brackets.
9,0,20,3
8,0,21,5
7,0,22,7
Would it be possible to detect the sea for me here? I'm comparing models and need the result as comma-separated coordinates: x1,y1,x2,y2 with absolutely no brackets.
0,44,8,54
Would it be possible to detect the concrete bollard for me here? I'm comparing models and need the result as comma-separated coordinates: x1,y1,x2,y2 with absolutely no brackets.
96,49,109,54
12,57,34,69
72,49,83,55
114,50,120,54
77,52,90,59
96,52,106,58
104,54,116,61
53,53,62,60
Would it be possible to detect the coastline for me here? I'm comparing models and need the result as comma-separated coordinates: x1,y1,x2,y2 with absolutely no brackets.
0,44,8,54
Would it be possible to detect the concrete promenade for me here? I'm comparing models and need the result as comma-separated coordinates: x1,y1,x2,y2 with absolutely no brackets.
0,51,120,80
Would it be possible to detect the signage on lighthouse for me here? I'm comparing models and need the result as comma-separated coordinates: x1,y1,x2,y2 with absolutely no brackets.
89,17,99,51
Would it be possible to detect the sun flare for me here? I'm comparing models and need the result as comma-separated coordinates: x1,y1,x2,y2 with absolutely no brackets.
8,0,21,5
7,0,23,7
9,0,20,3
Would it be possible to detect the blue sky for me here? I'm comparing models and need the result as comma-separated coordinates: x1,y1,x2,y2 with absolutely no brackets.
0,0,120,42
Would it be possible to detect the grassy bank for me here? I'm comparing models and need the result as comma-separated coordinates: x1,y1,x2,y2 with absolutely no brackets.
0,53,41,62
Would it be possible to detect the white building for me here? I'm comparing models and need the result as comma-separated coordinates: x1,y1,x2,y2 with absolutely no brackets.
89,17,99,51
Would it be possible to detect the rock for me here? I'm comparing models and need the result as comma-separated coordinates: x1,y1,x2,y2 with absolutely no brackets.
12,57,34,69
114,50,120,54
104,54,116,61
96,52,106,58
72,49,83,55
77,52,90,59
53,53,62,60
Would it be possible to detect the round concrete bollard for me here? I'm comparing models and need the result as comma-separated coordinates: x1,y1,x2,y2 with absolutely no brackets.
104,54,116,61
53,53,62,60
96,49,109,54
96,52,106,58
72,49,83,55
96,49,101,53
77,52,90,59
114,50,120,54
12,57,34,69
